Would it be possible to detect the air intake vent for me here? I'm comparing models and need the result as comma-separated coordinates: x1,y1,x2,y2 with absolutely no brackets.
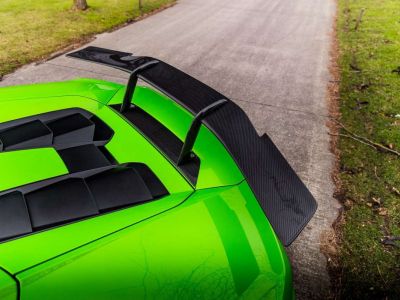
26,178,99,229
86,167,153,211
0,108,169,243
0,109,114,152
58,144,112,173
90,115,114,142
0,163,168,242
46,113,95,145
0,192,32,240
0,120,52,151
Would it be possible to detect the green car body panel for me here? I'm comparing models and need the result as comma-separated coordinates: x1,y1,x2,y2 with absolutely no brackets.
0,269,16,300
0,76,296,299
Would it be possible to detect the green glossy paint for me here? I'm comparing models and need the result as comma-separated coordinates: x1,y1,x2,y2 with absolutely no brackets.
0,191,191,274
17,183,292,300
110,86,245,188
0,78,294,299
0,148,67,191
0,269,16,300
204,195,260,295
0,79,122,104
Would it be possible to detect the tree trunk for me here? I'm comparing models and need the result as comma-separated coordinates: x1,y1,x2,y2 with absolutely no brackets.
73,0,88,10
139,0,143,13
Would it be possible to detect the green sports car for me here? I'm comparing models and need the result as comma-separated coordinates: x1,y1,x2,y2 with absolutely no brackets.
0,47,317,300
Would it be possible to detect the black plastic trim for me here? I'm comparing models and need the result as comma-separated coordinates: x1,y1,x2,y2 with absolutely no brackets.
0,120,53,151
128,163,168,198
86,167,153,211
0,192,32,241
47,113,95,145
0,108,114,152
26,178,99,229
58,144,112,173
0,162,169,243
0,107,169,243
110,104,200,185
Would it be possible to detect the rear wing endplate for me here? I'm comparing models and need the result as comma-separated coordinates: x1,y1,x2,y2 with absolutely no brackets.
67,46,317,246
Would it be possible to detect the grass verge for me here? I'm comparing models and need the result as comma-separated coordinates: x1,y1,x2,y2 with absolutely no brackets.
0,0,175,77
335,0,400,298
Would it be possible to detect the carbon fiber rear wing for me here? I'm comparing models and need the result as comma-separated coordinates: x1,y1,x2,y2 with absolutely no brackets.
67,46,317,246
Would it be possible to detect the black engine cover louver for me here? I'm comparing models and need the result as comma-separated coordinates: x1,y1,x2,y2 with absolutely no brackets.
0,108,169,242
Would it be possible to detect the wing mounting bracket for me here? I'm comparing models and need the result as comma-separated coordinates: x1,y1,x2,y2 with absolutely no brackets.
177,99,227,165
121,60,159,112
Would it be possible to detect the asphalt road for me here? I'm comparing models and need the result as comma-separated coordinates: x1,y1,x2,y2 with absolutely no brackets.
1,0,339,298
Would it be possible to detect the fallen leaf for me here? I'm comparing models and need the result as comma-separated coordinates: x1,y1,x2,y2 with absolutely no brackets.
392,120,400,126
372,197,381,205
377,207,388,216
344,199,353,208
391,186,400,196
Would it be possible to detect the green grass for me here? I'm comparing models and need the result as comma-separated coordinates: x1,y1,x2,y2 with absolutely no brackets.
0,0,175,77
337,0,400,298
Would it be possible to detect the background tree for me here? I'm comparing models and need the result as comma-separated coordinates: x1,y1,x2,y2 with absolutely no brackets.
73,0,88,10
139,0,143,14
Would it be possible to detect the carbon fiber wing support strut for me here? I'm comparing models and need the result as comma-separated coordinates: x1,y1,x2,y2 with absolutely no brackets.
177,99,227,165
67,46,318,246
120,60,159,112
